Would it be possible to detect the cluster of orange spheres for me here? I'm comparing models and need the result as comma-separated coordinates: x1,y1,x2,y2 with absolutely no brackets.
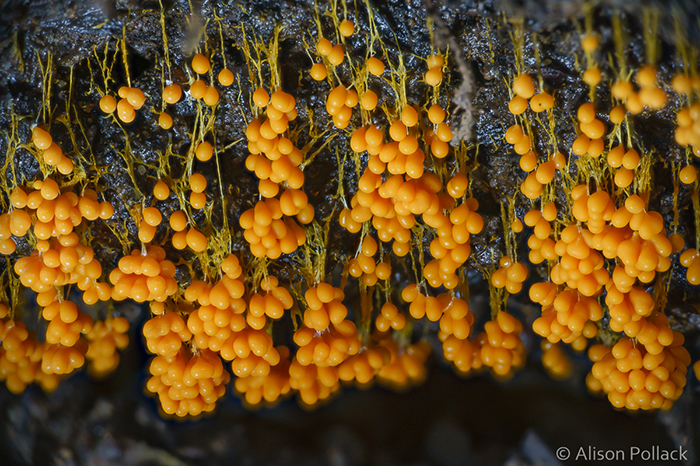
7,180,112,255
375,338,431,389
337,345,390,385
673,73,700,160
532,287,600,348
109,246,178,303
572,103,606,158
424,54,444,86
587,331,690,411
317,36,345,69
234,346,291,407
85,316,129,376
491,257,529,294
302,282,348,332
169,211,209,253
580,34,602,87
508,74,554,115
189,53,222,106
523,206,557,264
401,284,444,322
31,127,74,174
99,86,145,124
13,233,104,299
541,342,573,379
326,84,358,129
158,83,183,129
42,336,91,377
611,66,667,115
288,356,339,406
147,347,230,417
549,225,609,297
239,198,309,259
217,327,282,381
610,201,670,281
510,128,558,195
609,284,671,352
605,145,640,188
442,333,481,375
0,305,60,393
186,275,247,350
423,199,482,289
245,275,294,330
245,88,305,194
41,299,93,353
680,249,700,285
293,319,360,369
143,309,192,359
288,323,360,403
375,302,407,332
477,312,524,377
348,236,391,286
504,124,555,199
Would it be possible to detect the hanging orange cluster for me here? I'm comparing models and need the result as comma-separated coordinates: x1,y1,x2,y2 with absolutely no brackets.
242,87,313,258
147,347,230,417
587,324,689,411
0,304,60,393
348,236,391,286
491,257,529,294
109,247,178,302
532,287,600,350
85,316,130,376
31,127,74,174
477,312,524,377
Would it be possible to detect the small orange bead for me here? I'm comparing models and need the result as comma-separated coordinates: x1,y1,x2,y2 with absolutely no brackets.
583,67,602,87
530,92,553,112
218,69,234,86
361,91,378,111
610,105,626,124
100,95,117,113
577,103,595,123
401,106,418,127
153,180,170,200
203,86,220,106
505,124,524,144
253,87,269,108
164,84,182,103
508,96,528,115
190,80,207,99
196,142,213,162
192,53,210,74
428,104,445,124
310,63,327,81
143,207,162,227
186,228,208,252
680,165,697,184
328,44,345,66
170,211,187,232
339,20,354,37
425,68,442,86
158,112,173,130
581,35,598,52
127,88,145,110
189,173,207,193
317,38,332,56
513,74,535,99
32,127,53,149
367,57,385,76
427,54,444,69
190,192,207,209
